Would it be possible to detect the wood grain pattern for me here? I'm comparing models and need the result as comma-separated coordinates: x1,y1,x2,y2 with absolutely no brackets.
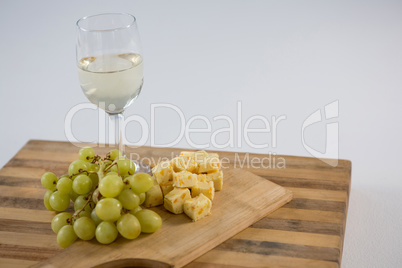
0,140,352,267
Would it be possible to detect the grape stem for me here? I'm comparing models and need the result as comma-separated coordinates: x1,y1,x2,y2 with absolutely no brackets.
73,186,97,219
103,162,120,177
91,155,102,164
69,170,97,179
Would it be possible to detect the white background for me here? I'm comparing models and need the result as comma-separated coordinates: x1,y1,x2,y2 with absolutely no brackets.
1,1,401,267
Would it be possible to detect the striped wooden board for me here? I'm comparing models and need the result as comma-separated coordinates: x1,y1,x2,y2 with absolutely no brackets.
0,140,351,267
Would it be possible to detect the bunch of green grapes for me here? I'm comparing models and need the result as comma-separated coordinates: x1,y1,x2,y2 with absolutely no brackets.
41,147,162,248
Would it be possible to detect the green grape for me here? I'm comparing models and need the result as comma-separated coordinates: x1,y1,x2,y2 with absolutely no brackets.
129,206,142,215
78,146,95,162
74,209,91,219
41,172,57,190
135,209,162,233
74,195,95,212
92,188,102,204
123,174,132,180
68,160,89,176
73,217,96,240
95,198,122,222
51,212,72,234
44,190,55,211
57,225,77,248
69,191,79,202
128,160,136,175
127,173,154,194
88,163,100,172
59,174,69,180
49,191,70,211
57,177,72,194
110,157,131,176
107,149,122,161
72,175,92,195
91,209,103,226
104,171,118,177
139,193,146,205
96,221,118,244
99,174,124,198
116,214,141,239
117,189,140,210
87,199,96,210
74,195,87,211
89,173,99,190
123,181,132,190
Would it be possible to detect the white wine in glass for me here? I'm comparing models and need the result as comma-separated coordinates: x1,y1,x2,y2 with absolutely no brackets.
78,53,144,114
76,13,149,173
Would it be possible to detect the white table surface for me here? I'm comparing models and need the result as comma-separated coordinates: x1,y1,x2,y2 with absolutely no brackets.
1,1,401,267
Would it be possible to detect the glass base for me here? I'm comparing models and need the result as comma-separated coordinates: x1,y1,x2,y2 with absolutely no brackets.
132,160,151,175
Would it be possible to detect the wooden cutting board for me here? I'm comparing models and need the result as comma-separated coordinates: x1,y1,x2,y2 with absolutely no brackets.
35,169,292,268
0,140,351,268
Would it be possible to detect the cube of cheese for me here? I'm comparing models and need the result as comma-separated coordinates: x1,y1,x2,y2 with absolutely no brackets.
171,157,186,172
192,180,215,200
173,171,197,188
152,160,173,185
197,174,207,182
193,151,209,164
180,151,194,159
160,181,174,196
206,170,223,191
183,194,212,221
144,184,163,207
184,158,198,173
198,155,220,173
172,156,198,173
164,188,191,214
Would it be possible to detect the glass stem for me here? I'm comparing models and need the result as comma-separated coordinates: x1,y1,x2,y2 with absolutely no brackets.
110,113,125,157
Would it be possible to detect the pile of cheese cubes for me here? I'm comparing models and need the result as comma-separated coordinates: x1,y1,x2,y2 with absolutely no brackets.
144,151,223,221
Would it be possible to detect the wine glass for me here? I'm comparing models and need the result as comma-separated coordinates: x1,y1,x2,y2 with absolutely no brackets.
76,13,149,173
